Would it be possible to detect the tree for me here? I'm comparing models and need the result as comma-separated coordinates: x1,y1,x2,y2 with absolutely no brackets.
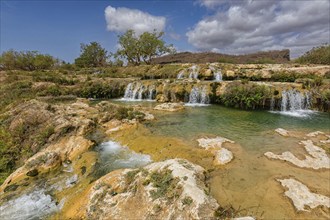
296,44,330,65
0,50,57,70
75,42,109,68
115,30,175,66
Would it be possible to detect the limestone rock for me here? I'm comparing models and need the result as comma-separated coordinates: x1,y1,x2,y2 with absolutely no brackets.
86,159,219,220
275,128,289,136
277,178,330,211
154,103,185,112
306,131,325,137
143,112,155,120
225,70,235,78
214,148,233,165
197,137,234,150
234,217,256,220
265,140,330,169
197,137,235,165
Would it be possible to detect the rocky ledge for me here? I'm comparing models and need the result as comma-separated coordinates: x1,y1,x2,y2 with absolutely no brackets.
85,159,219,219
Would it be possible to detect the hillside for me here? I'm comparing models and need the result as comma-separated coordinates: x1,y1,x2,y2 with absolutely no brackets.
151,50,290,64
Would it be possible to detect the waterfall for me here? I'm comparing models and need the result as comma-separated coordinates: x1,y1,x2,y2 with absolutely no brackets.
210,65,222,82
177,70,185,79
122,82,155,101
186,86,210,106
281,90,311,112
188,65,199,79
270,97,275,111
270,89,313,117
147,85,156,100
214,71,222,82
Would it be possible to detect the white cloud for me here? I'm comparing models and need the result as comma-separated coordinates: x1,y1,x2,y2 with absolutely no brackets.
104,6,166,35
189,0,330,58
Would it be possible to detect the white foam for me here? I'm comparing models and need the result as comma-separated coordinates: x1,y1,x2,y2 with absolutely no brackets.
184,103,211,107
98,141,152,171
270,110,317,118
0,189,62,220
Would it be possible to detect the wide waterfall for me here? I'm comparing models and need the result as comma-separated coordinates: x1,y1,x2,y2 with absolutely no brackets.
186,86,210,106
122,82,156,101
270,89,313,117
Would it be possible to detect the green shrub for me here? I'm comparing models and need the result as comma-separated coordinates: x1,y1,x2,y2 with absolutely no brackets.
148,169,180,200
219,82,272,109
296,44,330,65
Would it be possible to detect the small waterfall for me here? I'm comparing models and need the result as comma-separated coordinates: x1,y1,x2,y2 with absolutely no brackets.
122,82,155,101
214,71,222,82
281,90,311,112
186,86,210,106
177,70,185,79
270,97,275,111
270,89,313,117
210,65,222,82
147,85,156,100
188,65,199,79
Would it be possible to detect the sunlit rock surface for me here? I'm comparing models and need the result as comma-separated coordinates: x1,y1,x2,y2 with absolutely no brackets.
197,137,234,165
275,128,289,136
86,159,219,219
277,178,330,211
154,102,185,112
265,140,330,169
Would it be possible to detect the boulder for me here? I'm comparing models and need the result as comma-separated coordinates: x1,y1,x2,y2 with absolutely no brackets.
86,159,219,220
275,128,289,136
197,137,235,165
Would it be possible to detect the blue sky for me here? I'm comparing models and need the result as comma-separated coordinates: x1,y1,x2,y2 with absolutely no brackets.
1,0,329,62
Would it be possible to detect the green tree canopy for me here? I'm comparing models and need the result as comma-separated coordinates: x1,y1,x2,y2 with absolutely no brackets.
115,30,175,65
296,44,330,65
0,50,57,70
74,42,109,68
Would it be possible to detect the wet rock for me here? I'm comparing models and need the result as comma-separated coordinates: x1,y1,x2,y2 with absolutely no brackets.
86,159,219,220
275,128,289,136
234,217,255,220
143,112,155,120
214,148,233,165
81,166,87,175
306,131,325,137
277,178,330,211
265,140,330,169
197,137,235,165
26,169,39,177
4,184,19,192
154,103,185,112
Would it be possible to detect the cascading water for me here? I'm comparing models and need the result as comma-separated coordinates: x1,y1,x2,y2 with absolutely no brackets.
186,86,210,106
281,90,311,111
270,89,313,117
177,70,185,79
188,65,199,79
209,65,222,82
214,70,222,82
147,85,156,100
122,82,156,101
